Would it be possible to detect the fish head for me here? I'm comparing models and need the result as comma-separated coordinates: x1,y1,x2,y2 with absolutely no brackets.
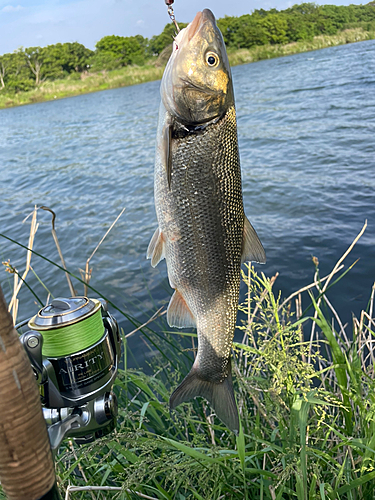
161,9,234,126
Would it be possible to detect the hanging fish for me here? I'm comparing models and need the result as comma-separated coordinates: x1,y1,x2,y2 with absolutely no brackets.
147,8,266,433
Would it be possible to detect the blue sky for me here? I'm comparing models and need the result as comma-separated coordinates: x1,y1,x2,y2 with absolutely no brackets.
0,0,368,54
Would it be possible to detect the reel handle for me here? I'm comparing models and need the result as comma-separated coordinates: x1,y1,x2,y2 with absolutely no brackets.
20,330,44,382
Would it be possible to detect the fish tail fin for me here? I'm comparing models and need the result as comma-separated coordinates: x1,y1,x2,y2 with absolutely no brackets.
169,359,239,434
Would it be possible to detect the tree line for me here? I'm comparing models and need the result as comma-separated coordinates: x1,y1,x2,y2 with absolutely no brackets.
1,2,375,93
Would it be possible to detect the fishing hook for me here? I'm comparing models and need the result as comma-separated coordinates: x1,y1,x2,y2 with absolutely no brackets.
165,0,180,33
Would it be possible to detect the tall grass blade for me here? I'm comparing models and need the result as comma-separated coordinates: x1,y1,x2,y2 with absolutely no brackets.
337,470,375,494
309,291,353,434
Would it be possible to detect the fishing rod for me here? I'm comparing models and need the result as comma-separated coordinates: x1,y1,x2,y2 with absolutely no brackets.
0,284,58,500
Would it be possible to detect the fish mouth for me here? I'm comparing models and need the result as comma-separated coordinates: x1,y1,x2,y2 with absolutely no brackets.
187,9,215,41
180,77,219,96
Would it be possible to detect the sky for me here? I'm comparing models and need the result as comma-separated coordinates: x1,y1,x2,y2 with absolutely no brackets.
0,0,369,54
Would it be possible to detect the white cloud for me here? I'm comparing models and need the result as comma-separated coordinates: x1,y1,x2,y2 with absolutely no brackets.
136,19,144,26
2,4,23,12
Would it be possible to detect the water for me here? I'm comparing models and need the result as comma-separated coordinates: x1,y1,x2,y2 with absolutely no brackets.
1,40,374,363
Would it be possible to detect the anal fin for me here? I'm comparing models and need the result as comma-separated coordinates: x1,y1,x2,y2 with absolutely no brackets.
242,216,266,264
167,289,196,328
147,227,165,267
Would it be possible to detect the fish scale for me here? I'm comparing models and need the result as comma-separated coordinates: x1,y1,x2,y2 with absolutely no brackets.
156,106,243,375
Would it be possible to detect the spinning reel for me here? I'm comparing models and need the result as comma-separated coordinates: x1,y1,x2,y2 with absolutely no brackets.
19,297,121,452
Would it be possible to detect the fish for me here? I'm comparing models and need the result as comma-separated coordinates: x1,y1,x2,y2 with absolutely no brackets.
147,8,266,434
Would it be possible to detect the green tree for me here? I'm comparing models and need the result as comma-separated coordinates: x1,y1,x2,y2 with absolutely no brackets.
4,50,34,92
24,46,46,85
285,13,315,41
217,16,241,47
354,2,375,22
0,53,13,88
220,14,269,49
41,42,93,79
93,34,148,69
253,8,279,18
320,4,355,31
55,42,93,73
235,14,269,48
287,2,319,16
261,13,289,44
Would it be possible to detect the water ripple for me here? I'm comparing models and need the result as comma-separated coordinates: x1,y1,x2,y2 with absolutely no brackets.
1,41,374,361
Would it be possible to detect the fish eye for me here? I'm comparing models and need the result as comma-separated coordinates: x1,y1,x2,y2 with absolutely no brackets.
205,51,219,67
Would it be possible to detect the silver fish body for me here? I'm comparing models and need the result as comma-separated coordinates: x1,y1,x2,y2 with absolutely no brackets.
148,9,265,433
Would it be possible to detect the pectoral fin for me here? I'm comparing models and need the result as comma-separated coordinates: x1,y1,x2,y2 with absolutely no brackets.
161,122,172,189
242,216,266,264
167,289,196,328
147,227,165,267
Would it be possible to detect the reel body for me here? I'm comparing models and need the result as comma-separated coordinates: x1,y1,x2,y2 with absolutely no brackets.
20,297,121,451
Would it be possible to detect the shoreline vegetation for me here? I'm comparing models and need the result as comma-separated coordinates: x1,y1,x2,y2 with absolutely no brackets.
1,210,374,498
0,28,373,111
0,28,374,110
1,1,375,109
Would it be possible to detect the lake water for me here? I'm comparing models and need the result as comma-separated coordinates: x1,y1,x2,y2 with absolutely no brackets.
1,40,374,363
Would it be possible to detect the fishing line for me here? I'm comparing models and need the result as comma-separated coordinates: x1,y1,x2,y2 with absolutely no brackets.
34,308,105,358
165,0,180,33
0,235,186,368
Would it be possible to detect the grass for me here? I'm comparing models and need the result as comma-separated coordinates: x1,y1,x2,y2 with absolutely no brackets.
1,27,374,110
1,210,375,499
0,65,164,109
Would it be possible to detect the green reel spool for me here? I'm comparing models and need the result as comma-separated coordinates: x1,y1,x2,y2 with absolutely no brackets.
28,297,105,358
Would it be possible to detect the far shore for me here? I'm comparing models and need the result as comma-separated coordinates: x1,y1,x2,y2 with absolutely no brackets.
0,27,373,110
